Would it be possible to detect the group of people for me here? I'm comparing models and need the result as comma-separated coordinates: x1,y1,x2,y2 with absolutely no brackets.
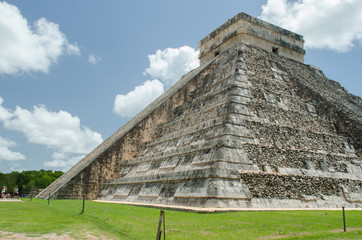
1,185,19,200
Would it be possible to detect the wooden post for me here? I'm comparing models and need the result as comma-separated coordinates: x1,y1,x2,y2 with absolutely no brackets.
163,211,165,240
81,195,85,213
342,207,346,232
48,194,50,206
156,210,165,240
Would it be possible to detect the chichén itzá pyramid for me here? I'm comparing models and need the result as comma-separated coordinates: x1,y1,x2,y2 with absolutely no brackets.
37,12,362,209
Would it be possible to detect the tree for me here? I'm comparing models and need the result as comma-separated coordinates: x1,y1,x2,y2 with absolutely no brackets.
0,170,63,195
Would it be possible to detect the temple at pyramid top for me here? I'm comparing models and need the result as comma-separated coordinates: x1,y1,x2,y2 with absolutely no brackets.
198,12,305,64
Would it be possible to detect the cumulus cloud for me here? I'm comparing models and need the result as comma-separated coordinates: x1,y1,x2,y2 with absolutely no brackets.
0,2,80,75
113,46,199,118
144,46,199,86
113,79,164,118
0,136,26,161
88,54,100,64
0,97,12,121
0,97,102,167
9,162,25,172
260,0,362,52
1,105,103,154
44,152,84,171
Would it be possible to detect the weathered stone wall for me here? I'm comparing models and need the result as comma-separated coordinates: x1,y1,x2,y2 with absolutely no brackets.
282,61,362,157
240,172,361,201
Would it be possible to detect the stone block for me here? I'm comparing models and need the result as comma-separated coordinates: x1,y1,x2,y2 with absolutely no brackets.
159,156,180,169
114,185,133,197
139,182,163,197
264,165,274,173
136,162,152,173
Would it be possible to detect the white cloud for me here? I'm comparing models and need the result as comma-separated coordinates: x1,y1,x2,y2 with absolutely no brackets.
113,79,164,118
0,97,102,159
113,46,199,119
260,0,362,52
9,162,24,172
144,46,199,86
44,152,84,170
0,97,12,121
0,136,26,161
88,54,100,64
0,2,80,75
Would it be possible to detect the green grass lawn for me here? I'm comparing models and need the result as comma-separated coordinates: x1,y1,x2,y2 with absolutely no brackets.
0,199,361,239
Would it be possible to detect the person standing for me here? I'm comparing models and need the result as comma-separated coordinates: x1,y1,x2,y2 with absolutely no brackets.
1,186,7,200
13,186,19,199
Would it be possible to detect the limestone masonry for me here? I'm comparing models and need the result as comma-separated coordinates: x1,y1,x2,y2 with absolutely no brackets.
37,13,362,209
198,12,305,64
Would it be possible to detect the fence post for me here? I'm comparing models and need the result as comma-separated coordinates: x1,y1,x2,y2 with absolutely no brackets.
156,210,165,240
163,211,165,240
81,195,85,214
48,194,50,206
342,207,346,232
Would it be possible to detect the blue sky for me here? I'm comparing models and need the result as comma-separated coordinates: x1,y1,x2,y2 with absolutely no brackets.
0,0,361,173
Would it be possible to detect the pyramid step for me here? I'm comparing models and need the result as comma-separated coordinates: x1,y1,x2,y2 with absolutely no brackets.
157,92,254,134
239,172,362,200
244,143,361,172
146,121,252,150
120,147,252,172
248,121,357,155
246,102,337,135
122,135,257,168
107,168,240,185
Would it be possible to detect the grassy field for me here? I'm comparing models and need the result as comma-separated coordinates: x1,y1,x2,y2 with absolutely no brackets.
0,199,361,239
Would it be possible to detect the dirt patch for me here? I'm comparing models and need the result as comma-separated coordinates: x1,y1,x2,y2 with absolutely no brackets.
262,227,362,239
0,231,75,240
200,230,217,236
0,231,112,240
166,228,181,233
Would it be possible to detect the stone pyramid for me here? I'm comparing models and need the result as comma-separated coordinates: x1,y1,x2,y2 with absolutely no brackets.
37,13,362,209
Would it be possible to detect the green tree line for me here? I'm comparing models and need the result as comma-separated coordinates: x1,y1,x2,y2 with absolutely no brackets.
0,170,63,195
